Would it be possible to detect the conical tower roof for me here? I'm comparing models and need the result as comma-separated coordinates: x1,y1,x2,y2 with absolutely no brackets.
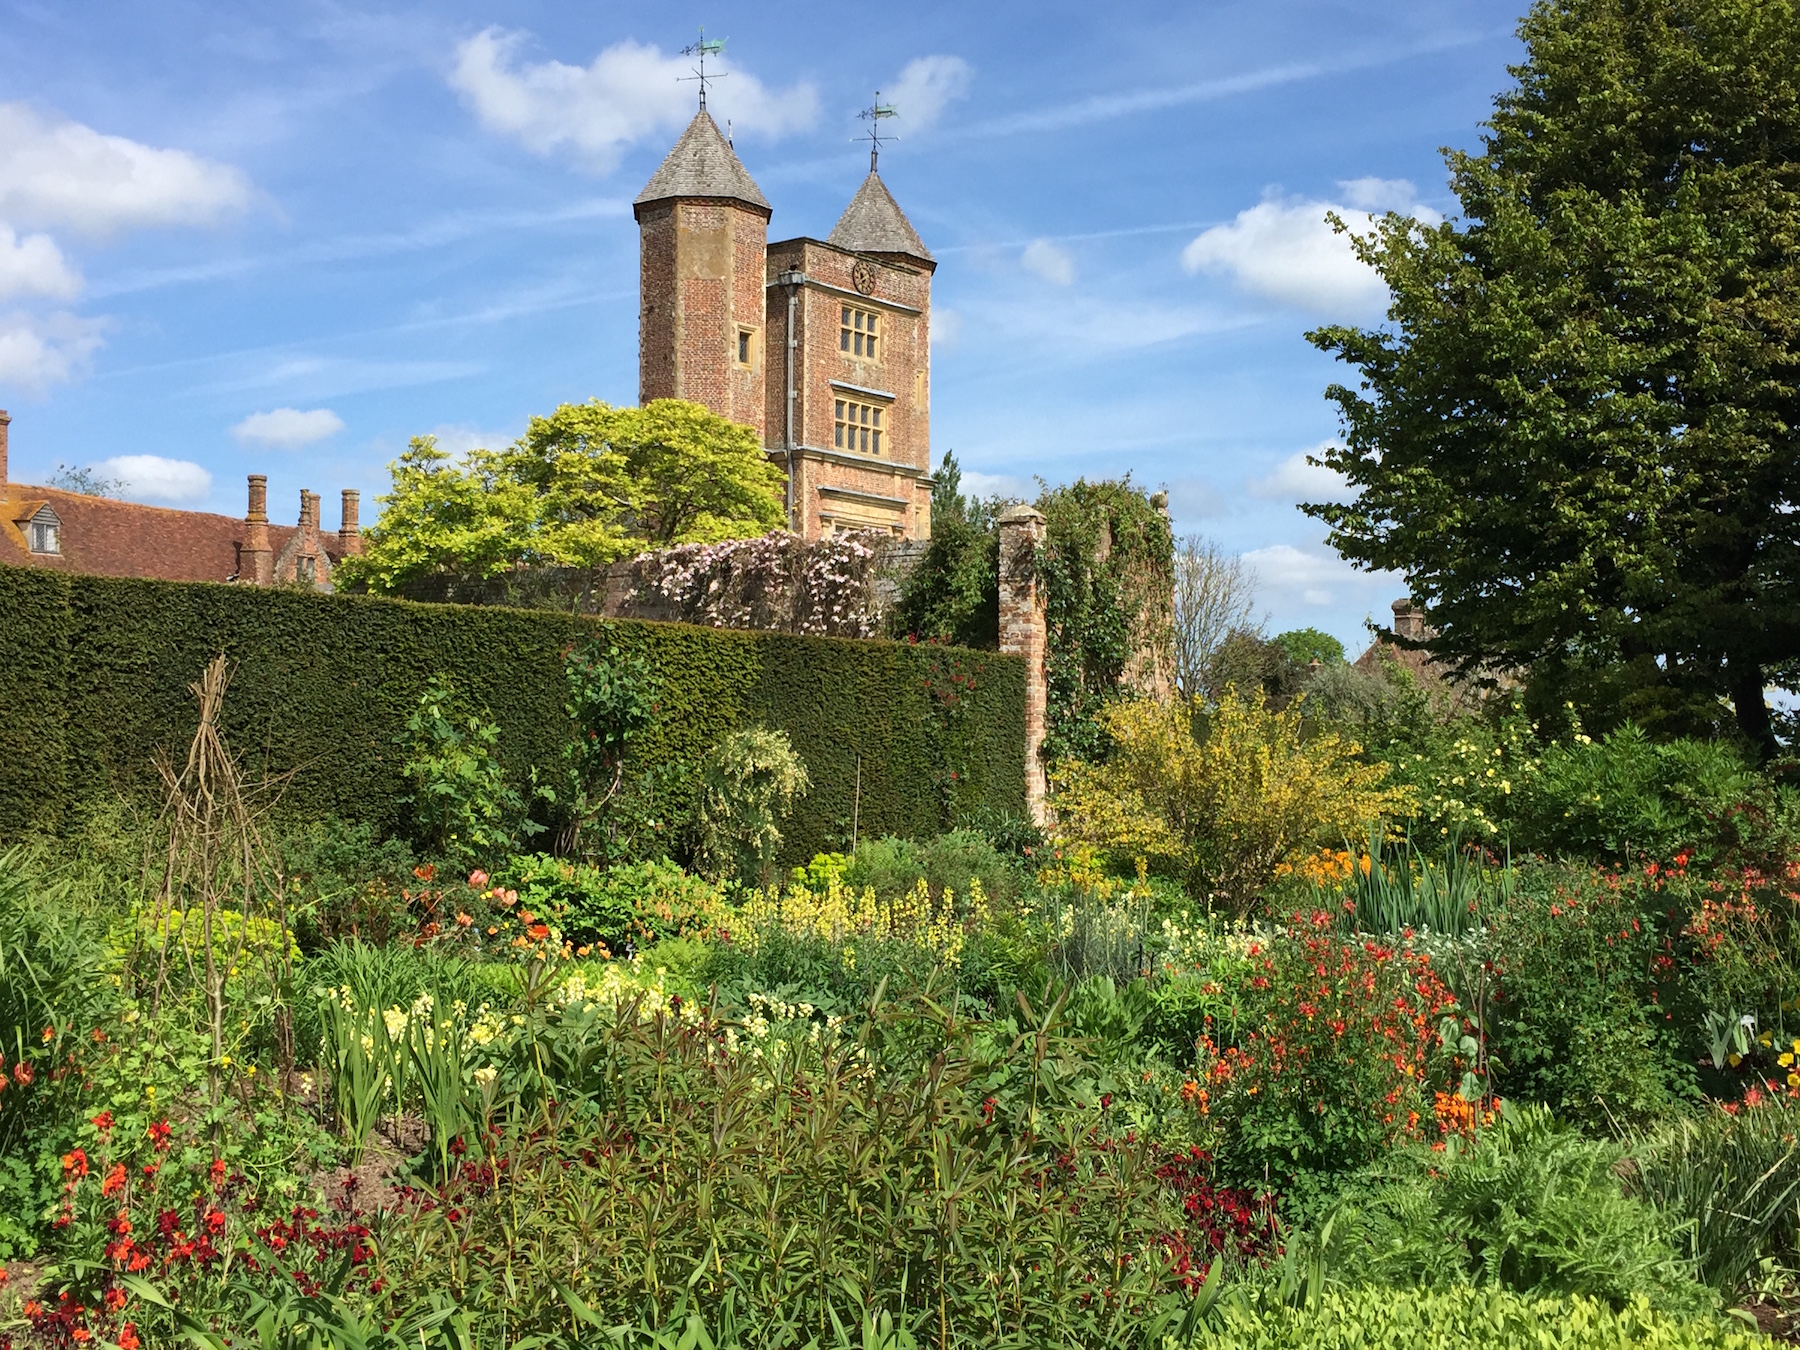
828,171,933,264
634,110,770,214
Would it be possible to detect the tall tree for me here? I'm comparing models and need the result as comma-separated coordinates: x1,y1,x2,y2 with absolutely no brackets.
336,400,787,596
1171,534,1258,698
1307,0,1800,754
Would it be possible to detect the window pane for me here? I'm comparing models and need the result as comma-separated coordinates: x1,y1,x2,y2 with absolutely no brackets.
852,332,861,355
867,314,878,332
835,399,844,418
842,306,850,326
835,423,844,448
860,427,869,452
872,408,882,427
861,405,870,423
840,329,849,351
872,430,881,455
867,337,877,360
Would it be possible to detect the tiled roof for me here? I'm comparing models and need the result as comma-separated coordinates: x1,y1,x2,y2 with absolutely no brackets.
0,484,327,583
634,110,771,212
828,171,933,263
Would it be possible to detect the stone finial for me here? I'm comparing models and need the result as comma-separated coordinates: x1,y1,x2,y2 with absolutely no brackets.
997,502,1049,826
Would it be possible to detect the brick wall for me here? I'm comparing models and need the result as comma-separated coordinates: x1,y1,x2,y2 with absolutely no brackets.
998,503,1049,824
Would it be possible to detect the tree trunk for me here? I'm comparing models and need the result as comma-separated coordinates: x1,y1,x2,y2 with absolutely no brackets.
1732,663,1778,762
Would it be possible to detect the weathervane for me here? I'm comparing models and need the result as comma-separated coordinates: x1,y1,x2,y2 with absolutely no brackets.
679,29,728,110
858,93,898,170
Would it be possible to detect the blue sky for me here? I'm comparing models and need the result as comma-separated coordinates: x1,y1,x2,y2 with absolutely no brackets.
0,0,1524,652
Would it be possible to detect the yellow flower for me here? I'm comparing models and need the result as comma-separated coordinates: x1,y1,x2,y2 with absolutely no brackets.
1760,1033,1773,1047
1779,1052,1793,1067
1729,1053,1743,1067
1789,1073,1800,1090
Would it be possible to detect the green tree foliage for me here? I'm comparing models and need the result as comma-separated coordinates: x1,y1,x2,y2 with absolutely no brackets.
892,450,1002,650
1274,628,1347,668
396,676,539,865
1305,0,1800,755
336,400,786,595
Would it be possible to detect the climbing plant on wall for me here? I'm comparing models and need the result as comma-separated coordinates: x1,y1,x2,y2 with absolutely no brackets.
1034,479,1175,765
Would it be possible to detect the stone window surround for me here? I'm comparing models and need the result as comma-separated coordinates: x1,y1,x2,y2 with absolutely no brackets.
839,303,881,361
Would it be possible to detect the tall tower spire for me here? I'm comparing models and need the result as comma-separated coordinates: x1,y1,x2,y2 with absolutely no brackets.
634,103,771,438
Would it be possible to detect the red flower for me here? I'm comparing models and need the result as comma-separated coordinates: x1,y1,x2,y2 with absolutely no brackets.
91,1111,114,1131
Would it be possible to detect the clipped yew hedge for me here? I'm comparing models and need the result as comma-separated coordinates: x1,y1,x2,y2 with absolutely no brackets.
0,568,1025,860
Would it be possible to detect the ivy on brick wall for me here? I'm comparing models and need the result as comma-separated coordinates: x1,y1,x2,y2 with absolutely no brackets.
893,461,1174,764
0,568,1025,861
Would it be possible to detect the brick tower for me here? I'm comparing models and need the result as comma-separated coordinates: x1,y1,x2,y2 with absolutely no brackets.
764,165,936,540
634,109,771,441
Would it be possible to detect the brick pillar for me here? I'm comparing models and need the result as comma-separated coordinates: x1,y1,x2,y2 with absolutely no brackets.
997,503,1048,826
338,489,362,556
243,474,272,585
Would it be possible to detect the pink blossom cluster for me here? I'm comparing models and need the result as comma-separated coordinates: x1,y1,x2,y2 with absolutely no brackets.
626,530,884,636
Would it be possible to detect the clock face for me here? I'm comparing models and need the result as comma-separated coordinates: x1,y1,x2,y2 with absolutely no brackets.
851,258,878,296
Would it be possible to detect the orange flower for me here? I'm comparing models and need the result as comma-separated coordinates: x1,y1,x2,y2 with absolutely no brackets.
101,1163,127,1196
119,1326,142,1350
455,912,473,928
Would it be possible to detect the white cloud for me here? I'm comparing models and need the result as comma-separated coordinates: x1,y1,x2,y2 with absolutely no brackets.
1021,238,1075,286
448,28,818,172
1240,542,1399,610
0,225,82,302
1338,176,1419,212
1247,445,1353,504
930,306,962,348
0,102,253,236
883,55,973,131
231,407,345,448
96,453,212,504
428,422,516,456
958,469,1034,502
0,310,108,391
1181,185,1441,318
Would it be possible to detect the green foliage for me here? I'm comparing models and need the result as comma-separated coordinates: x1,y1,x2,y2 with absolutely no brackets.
1036,478,1175,764
396,675,539,866
1273,628,1346,668
1632,1097,1800,1296
1484,864,1694,1123
336,400,787,595
360,983,1214,1349
0,568,1025,863
557,637,657,856
695,728,810,884
500,854,727,955
1305,0,1800,754
1336,828,1512,940
843,829,1025,909
892,451,1001,650
1333,1105,1708,1313
1191,1286,1759,1350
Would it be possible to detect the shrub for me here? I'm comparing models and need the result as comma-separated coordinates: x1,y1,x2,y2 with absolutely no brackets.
555,637,656,857
1333,1105,1708,1313
395,676,539,865
1192,1287,1758,1350
1484,864,1694,1125
694,727,810,884
500,854,727,955
1200,917,1462,1195
844,828,1024,908
1053,691,1412,913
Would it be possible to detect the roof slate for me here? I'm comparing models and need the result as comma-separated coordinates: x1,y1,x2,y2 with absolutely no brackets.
634,110,771,212
827,172,933,263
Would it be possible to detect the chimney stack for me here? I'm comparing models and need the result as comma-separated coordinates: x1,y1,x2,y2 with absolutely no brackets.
1391,599,1427,641
242,474,272,585
300,489,320,534
0,409,10,493
338,489,362,556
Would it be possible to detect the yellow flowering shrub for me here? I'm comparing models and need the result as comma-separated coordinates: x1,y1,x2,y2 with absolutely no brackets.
1051,690,1413,914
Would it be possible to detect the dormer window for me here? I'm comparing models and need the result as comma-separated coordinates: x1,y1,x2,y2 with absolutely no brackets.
28,505,61,555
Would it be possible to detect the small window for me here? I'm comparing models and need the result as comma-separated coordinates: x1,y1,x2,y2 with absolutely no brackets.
29,520,59,555
839,305,880,361
833,397,885,455
736,328,753,366
299,555,316,584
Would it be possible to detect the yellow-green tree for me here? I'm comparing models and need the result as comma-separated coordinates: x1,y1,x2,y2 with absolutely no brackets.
336,399,787,596
1052,691,1411,913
